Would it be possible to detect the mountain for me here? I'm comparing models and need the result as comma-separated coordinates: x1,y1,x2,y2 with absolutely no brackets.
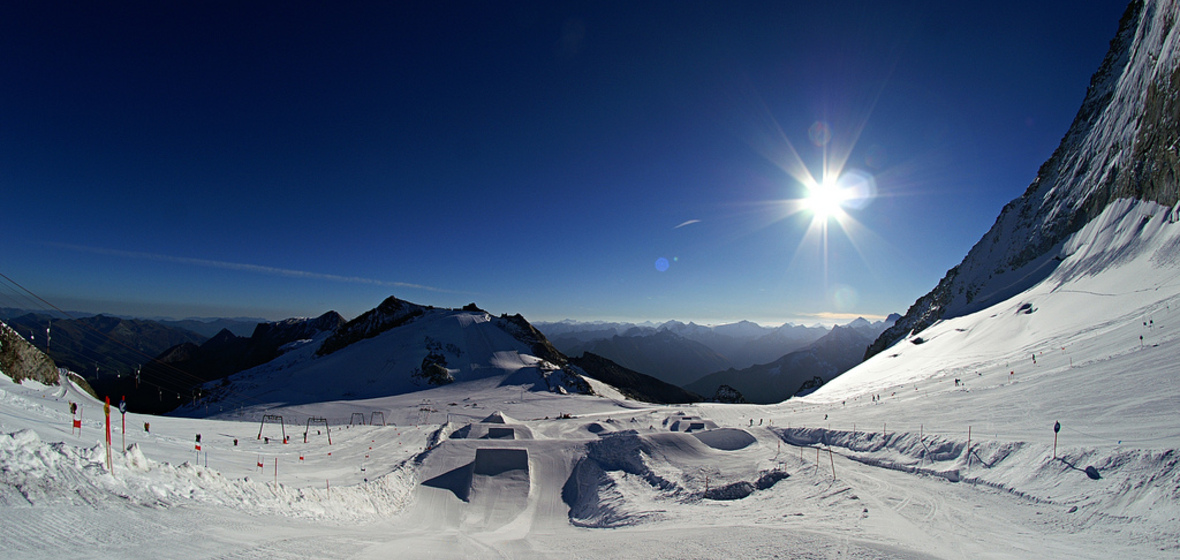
568,352,702,404
5,314,207,390
158,317,261,338
540,319,829,374
536,320,652,343
656,320,776,368
556,329,733,387
177,297,595,412
868,0,1180,359
122,311,346,414
0,319,59,386
732,322,831,368
685,316,896,404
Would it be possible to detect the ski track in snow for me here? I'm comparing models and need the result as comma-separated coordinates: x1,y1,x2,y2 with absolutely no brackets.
5,197,1180,557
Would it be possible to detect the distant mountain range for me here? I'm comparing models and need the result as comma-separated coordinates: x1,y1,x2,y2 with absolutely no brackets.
2,300,899,412
684,316,898,404
0,308,263,337
538,316,897,404
553,330,731,387
4,313,207,383
537,319,829,380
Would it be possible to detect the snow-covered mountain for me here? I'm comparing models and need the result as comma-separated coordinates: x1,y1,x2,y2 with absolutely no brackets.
178,297,596,412
139,311,346,412
869,0,1180,358
3,5,1179,558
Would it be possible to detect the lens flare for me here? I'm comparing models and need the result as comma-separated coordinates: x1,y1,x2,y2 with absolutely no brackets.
808,121,832,146
834,169,877,211
829,284,859,311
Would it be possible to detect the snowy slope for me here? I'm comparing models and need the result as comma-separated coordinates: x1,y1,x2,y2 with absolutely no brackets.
4,200,1180,559
870,0,1180,356
180,304,591,412
1,3,1178,558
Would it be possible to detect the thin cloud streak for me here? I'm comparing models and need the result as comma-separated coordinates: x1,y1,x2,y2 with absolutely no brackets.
674,219,702,229
49,243,454,293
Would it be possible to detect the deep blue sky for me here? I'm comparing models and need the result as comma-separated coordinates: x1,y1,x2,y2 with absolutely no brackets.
1,1,1130,324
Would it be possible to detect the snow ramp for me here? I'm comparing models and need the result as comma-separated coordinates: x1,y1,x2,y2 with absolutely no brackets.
420,447,532,532
692,428,757,451
465,448,531,531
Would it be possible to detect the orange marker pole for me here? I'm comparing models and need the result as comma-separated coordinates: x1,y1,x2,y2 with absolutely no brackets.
104,397,112,472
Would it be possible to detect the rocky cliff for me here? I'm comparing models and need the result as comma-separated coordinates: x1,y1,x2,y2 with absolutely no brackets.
869,0,1180,358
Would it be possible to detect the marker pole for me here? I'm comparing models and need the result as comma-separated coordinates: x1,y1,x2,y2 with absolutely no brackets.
966,426,972,472
104,397,113,472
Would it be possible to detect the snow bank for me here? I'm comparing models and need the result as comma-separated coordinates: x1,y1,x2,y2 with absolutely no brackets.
775,425,1180,551
0,428,415,523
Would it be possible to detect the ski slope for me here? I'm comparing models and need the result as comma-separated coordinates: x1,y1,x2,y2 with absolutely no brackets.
3,201,1180,558
3,200,1179,560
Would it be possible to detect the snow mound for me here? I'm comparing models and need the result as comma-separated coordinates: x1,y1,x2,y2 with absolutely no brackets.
692,428,757,451
481,411,515,424
0,428,414,521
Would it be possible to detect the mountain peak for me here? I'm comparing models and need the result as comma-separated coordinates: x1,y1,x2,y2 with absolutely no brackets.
868,0,1180,359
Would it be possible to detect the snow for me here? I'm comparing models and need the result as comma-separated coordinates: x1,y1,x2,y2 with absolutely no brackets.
2,0,1180,526
178,309,582,413
4,231,1178,556
3,196,1179,558
4,4,1180,548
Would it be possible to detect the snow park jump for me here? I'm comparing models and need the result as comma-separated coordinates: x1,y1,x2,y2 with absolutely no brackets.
2,1,1180,558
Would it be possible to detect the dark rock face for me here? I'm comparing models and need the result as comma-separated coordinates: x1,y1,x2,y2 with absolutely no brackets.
496,313,568,367
152,311,344,382
711,384,746,404
558,330,732,387
0,320,58,385
569,352,701,404
131,311,344,413
318,297,427,356
496,312,593,395
413,351,454,385
869,1,1180,358
246,311,345,364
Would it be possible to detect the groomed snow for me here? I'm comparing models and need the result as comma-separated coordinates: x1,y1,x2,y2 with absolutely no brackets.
2,203,1179,558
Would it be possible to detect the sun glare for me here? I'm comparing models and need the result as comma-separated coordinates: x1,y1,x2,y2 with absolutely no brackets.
804,178,849,221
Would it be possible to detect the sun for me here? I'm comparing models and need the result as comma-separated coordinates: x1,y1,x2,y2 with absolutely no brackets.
803,177,850,222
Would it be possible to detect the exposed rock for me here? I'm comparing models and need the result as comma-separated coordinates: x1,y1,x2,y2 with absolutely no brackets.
569,352,701,404
318,297,427,356
869,1,1180,358
711,384,746,404
0,320,58,385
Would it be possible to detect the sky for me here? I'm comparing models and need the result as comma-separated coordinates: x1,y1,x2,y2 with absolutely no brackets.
0,1,1131,326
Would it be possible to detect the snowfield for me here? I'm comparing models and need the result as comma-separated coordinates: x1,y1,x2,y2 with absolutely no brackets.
1,202,1179,559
